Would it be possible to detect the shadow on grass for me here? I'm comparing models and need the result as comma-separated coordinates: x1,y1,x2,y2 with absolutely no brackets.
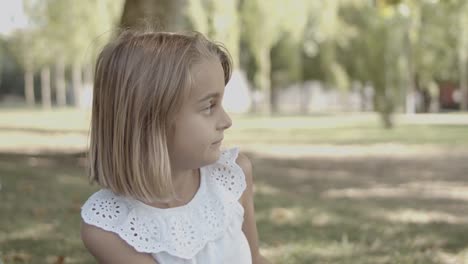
0,151,97,264
245,150,468,264
1,150,468,263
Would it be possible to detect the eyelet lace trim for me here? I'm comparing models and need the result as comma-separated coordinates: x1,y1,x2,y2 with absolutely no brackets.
81,147,246,259
207,147,246,200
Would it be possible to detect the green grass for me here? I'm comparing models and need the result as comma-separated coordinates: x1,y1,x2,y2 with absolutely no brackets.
0,152,97,263
0,109,467,150
225,113,468,146
1,108,468,263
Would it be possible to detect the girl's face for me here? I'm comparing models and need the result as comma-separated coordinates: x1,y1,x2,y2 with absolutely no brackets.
168,58,232,170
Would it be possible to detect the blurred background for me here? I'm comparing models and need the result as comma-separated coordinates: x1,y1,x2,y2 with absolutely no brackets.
1,0,468,263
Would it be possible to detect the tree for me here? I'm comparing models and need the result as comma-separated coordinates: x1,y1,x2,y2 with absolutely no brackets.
241,0,308,113
336,0,404,128
452,0,468,111
270,34,303,113
186,0,240,67
8,30,37,107
120,0,186,30
20,0,123,108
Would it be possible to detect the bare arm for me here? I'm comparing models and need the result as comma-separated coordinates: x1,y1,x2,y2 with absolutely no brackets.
81,221,158,264
236,153,271,264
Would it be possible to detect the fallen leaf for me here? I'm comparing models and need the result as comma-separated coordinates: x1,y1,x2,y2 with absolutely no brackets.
54,255,65,264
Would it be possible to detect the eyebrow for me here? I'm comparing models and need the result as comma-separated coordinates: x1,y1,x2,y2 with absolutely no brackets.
197,92,220,103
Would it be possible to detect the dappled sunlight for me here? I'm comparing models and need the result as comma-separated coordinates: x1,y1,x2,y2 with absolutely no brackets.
322,181,468,202
26,156,56,167
283,167,360,192
373,208,466,224
0,223,55,243
46,255,89,264
309,212,339,227
405,181,468,201
0,108,91,132
264,206,340,227
231,113,377,129
0,131,88,153
286,167,316,181
407,234,447,249
397,114,468,126
436,248,468,264
254,182,282,196
236,143,467,159
2,251,33,263
0,150,97,263
281,167,357,185
269,207,301,225
256,166,332,186
57,173,88,186
260,238,364,263
1,110,468,263
323,185,415,199
250,143,468,263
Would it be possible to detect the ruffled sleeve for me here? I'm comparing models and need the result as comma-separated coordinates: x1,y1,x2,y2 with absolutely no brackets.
206,147,247,201
81,189,167,253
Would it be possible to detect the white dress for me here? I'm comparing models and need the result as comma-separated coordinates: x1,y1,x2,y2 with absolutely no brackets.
81,147,252,264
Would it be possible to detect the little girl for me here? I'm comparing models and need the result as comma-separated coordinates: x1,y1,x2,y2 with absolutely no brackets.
80,30,270,264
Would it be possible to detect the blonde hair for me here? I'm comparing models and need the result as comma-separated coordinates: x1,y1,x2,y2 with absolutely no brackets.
89,30,232,202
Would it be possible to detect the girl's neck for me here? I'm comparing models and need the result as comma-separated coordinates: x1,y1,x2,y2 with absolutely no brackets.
171,168,199,188
146,168,201,209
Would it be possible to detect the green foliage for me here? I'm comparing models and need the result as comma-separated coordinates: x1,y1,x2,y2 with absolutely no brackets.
186,0,240,66
12,0,123,68
271,33,302,88
3,0,468,118
240,0,309,91
0,38,23,95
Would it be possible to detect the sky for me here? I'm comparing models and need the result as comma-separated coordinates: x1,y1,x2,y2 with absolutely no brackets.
0,0,29,36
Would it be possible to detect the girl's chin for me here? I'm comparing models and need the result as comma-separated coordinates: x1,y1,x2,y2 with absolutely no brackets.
207,147,221,162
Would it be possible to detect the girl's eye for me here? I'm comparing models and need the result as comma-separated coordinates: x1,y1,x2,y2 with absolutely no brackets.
203,103,216,114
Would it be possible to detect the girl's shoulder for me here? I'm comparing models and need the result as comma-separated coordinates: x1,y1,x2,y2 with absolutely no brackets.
204,147,248,201
80,147,247,259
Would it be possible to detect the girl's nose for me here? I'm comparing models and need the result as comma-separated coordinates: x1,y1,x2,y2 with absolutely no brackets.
218,108,232,131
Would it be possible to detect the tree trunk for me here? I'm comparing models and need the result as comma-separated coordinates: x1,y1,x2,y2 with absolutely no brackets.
83,63,93,85
357,82,367,112
55,58,66,107
254,48,271,114
270,71,284,114
72,61,82,107
459,5,468,111
0,64,3,92
120,0,187,31
24,61,35,107
381,110,393,129
81,63,94,108
459,34,468,111
381,23,395,128
376,92,394,129
270,85,279,114
405,80,416,114
460,59,468,111
41,66,52,109
300,83,309,114
405,37,416,114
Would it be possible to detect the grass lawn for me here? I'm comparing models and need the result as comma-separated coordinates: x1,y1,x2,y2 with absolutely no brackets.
1,108,468,263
